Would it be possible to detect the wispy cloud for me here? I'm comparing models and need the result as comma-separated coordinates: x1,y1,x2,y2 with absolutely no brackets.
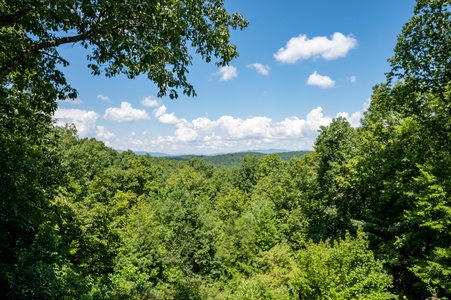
274,32,358,64
213,66,238,81
248,63,270,75
307,71,335,88
97,94,111,102
347,75,357,83
103,102,150,122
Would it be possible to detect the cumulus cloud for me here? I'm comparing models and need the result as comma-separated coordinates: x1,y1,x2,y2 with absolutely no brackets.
274,32,358,64
54,108,115,144
141,96,162,108
65,101,365,155
97,94,111,102
96,125,114,140
130,105,361,154
218,116,272,139
153,105,167,118
307,71,335,88
159,113,181,125
152,104,182,124
104,102,150,122
53,108,99,136
248,63,270,75
214,66,238,81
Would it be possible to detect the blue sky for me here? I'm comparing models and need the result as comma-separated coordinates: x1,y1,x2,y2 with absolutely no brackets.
54,0,416,155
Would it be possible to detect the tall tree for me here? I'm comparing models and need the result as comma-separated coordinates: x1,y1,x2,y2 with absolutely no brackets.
387,0,451,99
312,117,360,240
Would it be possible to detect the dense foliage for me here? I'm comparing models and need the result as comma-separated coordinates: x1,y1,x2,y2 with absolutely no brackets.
1,129,396,299
1,0,451,299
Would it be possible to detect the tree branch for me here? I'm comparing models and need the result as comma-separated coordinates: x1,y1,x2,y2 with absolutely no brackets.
0,31,95,82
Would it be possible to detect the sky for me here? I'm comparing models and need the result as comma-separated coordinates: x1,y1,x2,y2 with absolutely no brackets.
54,0,416,155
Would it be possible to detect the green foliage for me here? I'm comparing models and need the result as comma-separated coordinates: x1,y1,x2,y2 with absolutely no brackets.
1,0,248,99
4,1,451,298
312,117,360,239
387,0,451,98
231,155,259,193
296,229,395,300
403,165,451,297
357,82,451,298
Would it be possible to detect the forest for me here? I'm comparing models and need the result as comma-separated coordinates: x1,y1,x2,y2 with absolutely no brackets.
1,0,451,299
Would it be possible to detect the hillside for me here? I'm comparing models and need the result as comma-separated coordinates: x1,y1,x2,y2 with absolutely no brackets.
165,150,311,168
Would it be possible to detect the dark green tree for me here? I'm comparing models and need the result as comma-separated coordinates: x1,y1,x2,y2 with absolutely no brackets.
312,117,360,239
387,0,451,99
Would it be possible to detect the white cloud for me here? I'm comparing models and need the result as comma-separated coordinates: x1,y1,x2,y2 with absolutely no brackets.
54,109,115,144
153,105,167,118
336,112,361,127
67,103,365,155
214,66,238,81
159,113,181,125
104,102,150,122
96,125,114,140
248,63,270,75
274,32,358,64
348,75,357,83
307,71,335,88
152,105,182,124
138,106,344,153
218,116,272,139
174,125,198,142
141,96,162,108
304,107,333,133
97,94,111,102
53,108,98,136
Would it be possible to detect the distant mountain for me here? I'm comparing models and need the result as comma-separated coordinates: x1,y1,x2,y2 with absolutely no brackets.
133,151,171,157
246,149,292,154
120,149,311,168
166,150,311,168
131,149,296,157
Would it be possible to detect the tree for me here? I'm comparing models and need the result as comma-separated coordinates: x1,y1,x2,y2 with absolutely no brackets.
296,230,395,300
1,0,248,100
1,2,247,297
232,155,259,194
387,0,451,99
312,117,360,239
359,1,451,293
357,75,451,299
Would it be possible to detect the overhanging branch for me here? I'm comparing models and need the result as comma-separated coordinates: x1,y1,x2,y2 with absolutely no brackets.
0,31,95,82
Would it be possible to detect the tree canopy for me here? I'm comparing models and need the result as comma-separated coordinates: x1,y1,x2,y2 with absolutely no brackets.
0,0,248,101
387,0,451,98
2,0,451,299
